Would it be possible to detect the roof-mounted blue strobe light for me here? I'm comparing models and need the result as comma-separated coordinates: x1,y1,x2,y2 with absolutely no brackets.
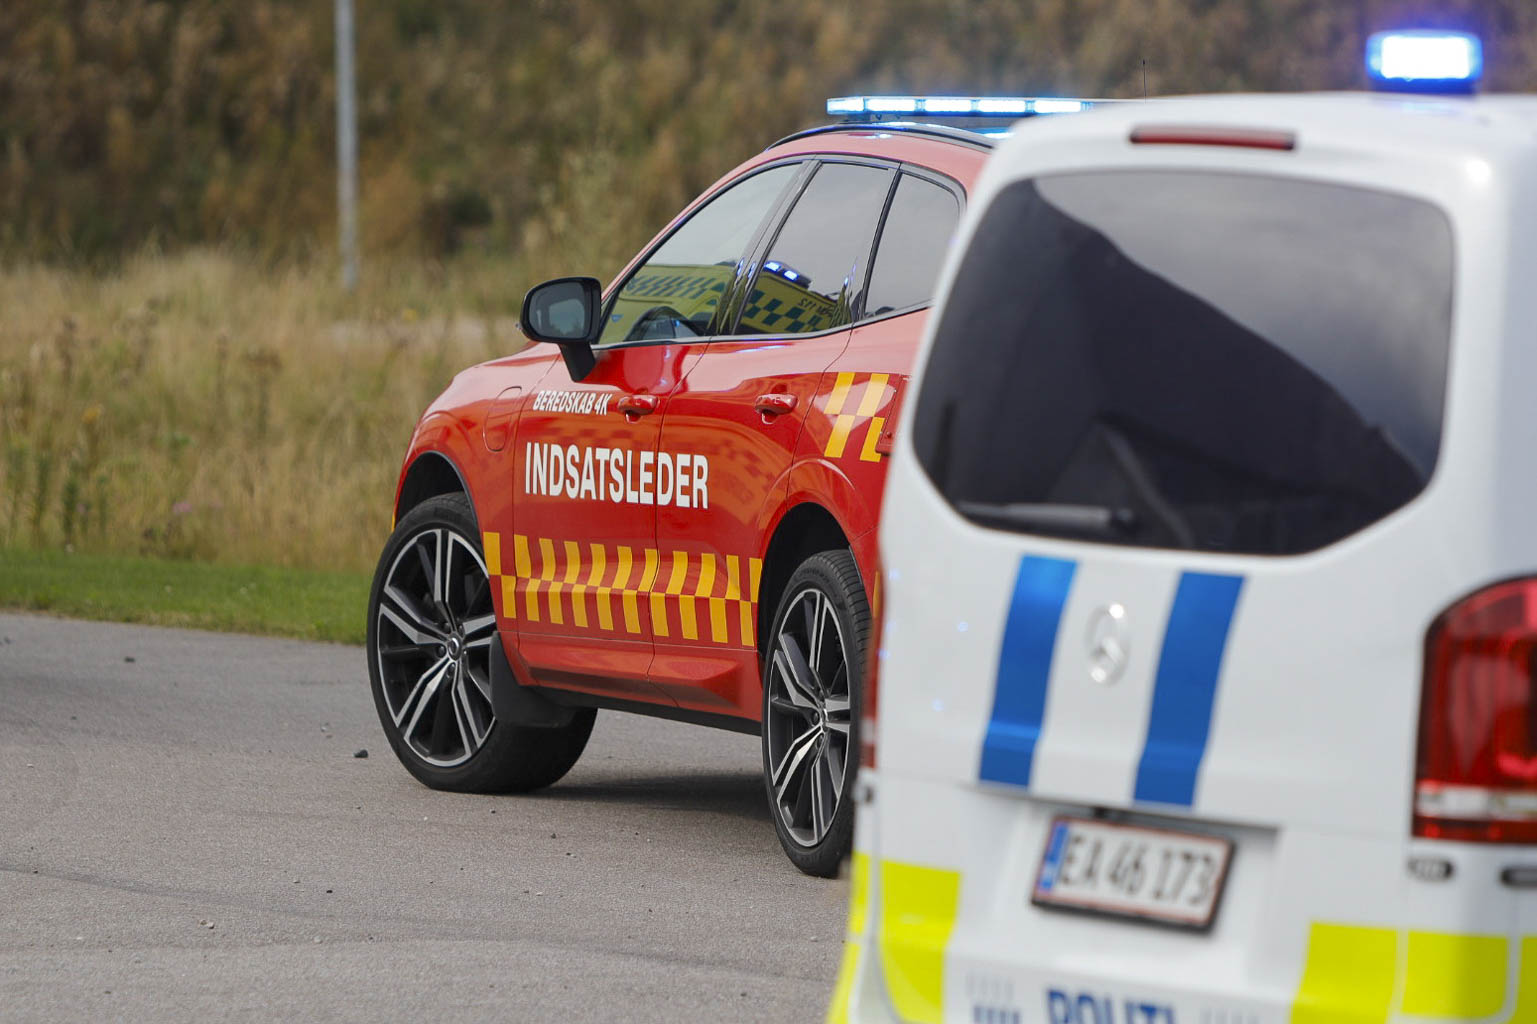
826,96,1100,120
1367,30,1483,94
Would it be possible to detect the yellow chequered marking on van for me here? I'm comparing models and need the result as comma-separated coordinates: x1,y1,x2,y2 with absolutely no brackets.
826,851,872,1024
820,372,898,462
877,860,960,1024
1292,924,1537,1024
1403,932,1507,1018
481,533,760,647
1292,923,1397,1024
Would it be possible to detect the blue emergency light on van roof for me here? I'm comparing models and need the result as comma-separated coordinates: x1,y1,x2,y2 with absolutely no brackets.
826,95,1097,119
1367,30,1483,94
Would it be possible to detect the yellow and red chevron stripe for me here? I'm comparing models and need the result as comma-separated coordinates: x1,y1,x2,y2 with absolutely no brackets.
482,532,762,647
822,371,895,463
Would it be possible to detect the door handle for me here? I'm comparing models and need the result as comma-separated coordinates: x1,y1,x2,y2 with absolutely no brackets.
754,394,798,417
617,394,660,419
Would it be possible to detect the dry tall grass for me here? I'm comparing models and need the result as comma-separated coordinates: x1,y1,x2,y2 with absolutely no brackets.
0,250,536,572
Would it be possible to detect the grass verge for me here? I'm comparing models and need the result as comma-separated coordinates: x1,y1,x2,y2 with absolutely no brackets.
0,249,524,573
0,547,371,645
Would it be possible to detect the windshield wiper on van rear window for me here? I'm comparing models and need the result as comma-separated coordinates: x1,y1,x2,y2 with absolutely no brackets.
957,502,1140,540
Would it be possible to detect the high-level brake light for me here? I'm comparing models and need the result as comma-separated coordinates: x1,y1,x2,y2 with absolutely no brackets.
826,95,1104,119
1367,30,1483,94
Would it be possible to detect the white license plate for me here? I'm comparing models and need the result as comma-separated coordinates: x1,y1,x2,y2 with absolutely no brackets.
1033,817,1233,930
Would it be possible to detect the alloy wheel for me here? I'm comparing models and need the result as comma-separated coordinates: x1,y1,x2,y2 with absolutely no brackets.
374,527,498,767
764,585,854,848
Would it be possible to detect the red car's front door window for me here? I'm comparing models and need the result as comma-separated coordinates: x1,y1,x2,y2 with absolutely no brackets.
600,164,799,346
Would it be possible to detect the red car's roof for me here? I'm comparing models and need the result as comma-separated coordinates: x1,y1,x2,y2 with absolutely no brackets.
751,125,989,184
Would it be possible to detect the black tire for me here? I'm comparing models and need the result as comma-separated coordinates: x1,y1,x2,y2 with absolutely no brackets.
366,493,595,793
761,549,868,877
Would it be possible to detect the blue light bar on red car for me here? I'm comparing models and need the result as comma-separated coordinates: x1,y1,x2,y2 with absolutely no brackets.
826,95,1102,119
1366,30,1483,94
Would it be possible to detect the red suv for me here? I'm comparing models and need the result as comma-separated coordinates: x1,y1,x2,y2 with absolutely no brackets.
367,115,990,874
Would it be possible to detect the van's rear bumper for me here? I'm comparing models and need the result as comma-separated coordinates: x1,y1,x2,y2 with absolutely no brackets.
831,773,1537,1024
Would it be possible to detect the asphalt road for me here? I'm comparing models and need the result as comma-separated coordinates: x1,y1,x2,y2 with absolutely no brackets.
0,612,847,1022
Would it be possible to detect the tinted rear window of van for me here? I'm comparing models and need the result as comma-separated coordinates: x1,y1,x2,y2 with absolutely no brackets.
913,171,1454,556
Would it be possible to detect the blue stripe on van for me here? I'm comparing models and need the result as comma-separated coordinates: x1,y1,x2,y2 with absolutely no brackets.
979,555,1077,789
1133,572,1245,807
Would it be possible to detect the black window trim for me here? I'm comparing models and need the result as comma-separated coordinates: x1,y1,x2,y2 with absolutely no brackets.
711,159,967,342
713,158,829,337
716,156,897,339
857,165,967,324
593,158,813,353
593,156,968,352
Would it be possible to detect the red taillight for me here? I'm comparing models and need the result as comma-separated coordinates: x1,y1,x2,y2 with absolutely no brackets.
1130,125,1297,151
1417,578,1537,842
862,565,883,769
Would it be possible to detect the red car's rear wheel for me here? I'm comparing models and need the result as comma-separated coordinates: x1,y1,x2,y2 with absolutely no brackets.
762,549,867,876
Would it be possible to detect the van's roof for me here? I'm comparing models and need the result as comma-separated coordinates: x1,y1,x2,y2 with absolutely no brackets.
1014,91,1537,150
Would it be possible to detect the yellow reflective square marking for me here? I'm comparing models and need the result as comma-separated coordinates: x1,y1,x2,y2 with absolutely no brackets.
500,575,517,620
615,546,640,634
856,373,889,417
877,860,960,1024
513,535,532,579
859,416,885,463
695,553,716,598
825,371,856,416
708,598,728,643
1292,923,1397,1024
622,590,641,634
651,592,669,637
547,581,564,625
826,414,858,459
1402,932,1507,1019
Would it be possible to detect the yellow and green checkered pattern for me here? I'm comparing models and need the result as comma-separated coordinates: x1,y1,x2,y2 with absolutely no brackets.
739,273,843,334
482,532,762,648
607,263,734,338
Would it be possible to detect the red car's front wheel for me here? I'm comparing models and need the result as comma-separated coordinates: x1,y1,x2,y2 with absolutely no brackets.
366,493,593,792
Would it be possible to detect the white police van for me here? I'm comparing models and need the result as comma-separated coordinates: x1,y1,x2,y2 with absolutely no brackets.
831,31,1537,1024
